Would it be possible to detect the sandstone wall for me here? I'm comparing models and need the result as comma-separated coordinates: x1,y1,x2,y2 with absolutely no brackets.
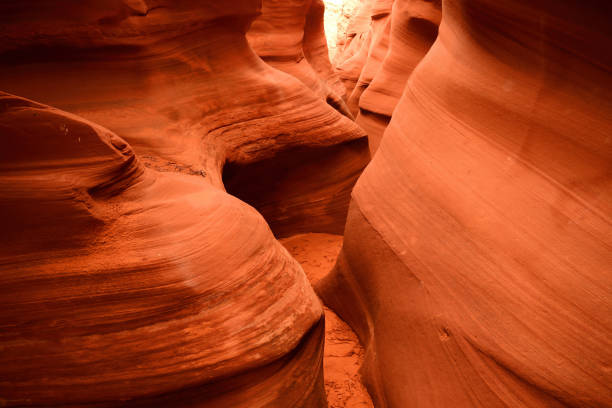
0,1,371,406
319,0,612,407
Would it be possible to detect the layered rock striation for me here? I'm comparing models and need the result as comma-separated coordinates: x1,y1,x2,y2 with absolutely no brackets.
0,92,326,407
345,0,393,117
356,0,441,153
0,0,369,238
334,0,374,96
248,0,349,114
0,1,371,406
320,0,612,406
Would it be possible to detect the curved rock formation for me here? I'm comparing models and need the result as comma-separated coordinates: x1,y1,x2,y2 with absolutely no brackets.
356,0,441,153
304,0,349,100
247,0,349,114
345,0,393,117
319,0,612,406
0,0,369,238
335,1,374,95
0,0,372,406
0,92,325,407
331,0,369,66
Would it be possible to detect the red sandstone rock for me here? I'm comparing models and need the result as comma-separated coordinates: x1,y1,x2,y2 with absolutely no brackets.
3,0,610,406
305,0,349,100
335,1,374,95
0,93,325,406
0,1,372,406
247,0,349,115
356,0,441,153
331,0,369,66
346,0,393,117
0,0,369,238
319,0,612,406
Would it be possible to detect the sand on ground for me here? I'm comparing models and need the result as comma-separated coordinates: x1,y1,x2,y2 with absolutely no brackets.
280,233,374,408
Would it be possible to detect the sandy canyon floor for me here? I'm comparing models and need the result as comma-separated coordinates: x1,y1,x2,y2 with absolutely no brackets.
280,234,373,408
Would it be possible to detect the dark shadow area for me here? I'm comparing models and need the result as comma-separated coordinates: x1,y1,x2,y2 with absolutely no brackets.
223,137,370,239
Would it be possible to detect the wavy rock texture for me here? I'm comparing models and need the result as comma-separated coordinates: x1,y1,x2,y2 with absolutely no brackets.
247,0,349,113
0,0,369,238
345,0,393,117
356,0,441,154
0,92,325,407
0,0,372,406
319,0,612,406
334,1,374,95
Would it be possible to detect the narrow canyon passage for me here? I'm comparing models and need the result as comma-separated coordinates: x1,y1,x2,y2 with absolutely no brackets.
1,0,610,407
280,234,374,408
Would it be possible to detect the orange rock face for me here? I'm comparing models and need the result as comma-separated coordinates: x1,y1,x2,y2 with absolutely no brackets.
248,0,349,115
0,0,369,238
0,1,370,406
0,92,325,407
334,1,374,96
320,0,612,407
333,0,441,153
331,0,368,66
2,0,611,407
345,0,393,117
356,0,441,153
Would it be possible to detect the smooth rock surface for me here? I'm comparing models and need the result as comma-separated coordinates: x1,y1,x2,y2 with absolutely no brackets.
356,0,441,153
345,0,393,117
0,1,372,406
334,1,374,95
0,93,325,407
0,0,370,238
248,0,349,112
319,0,612,406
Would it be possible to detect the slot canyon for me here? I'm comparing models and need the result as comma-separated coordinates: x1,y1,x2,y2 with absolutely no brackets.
0,0,610,407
